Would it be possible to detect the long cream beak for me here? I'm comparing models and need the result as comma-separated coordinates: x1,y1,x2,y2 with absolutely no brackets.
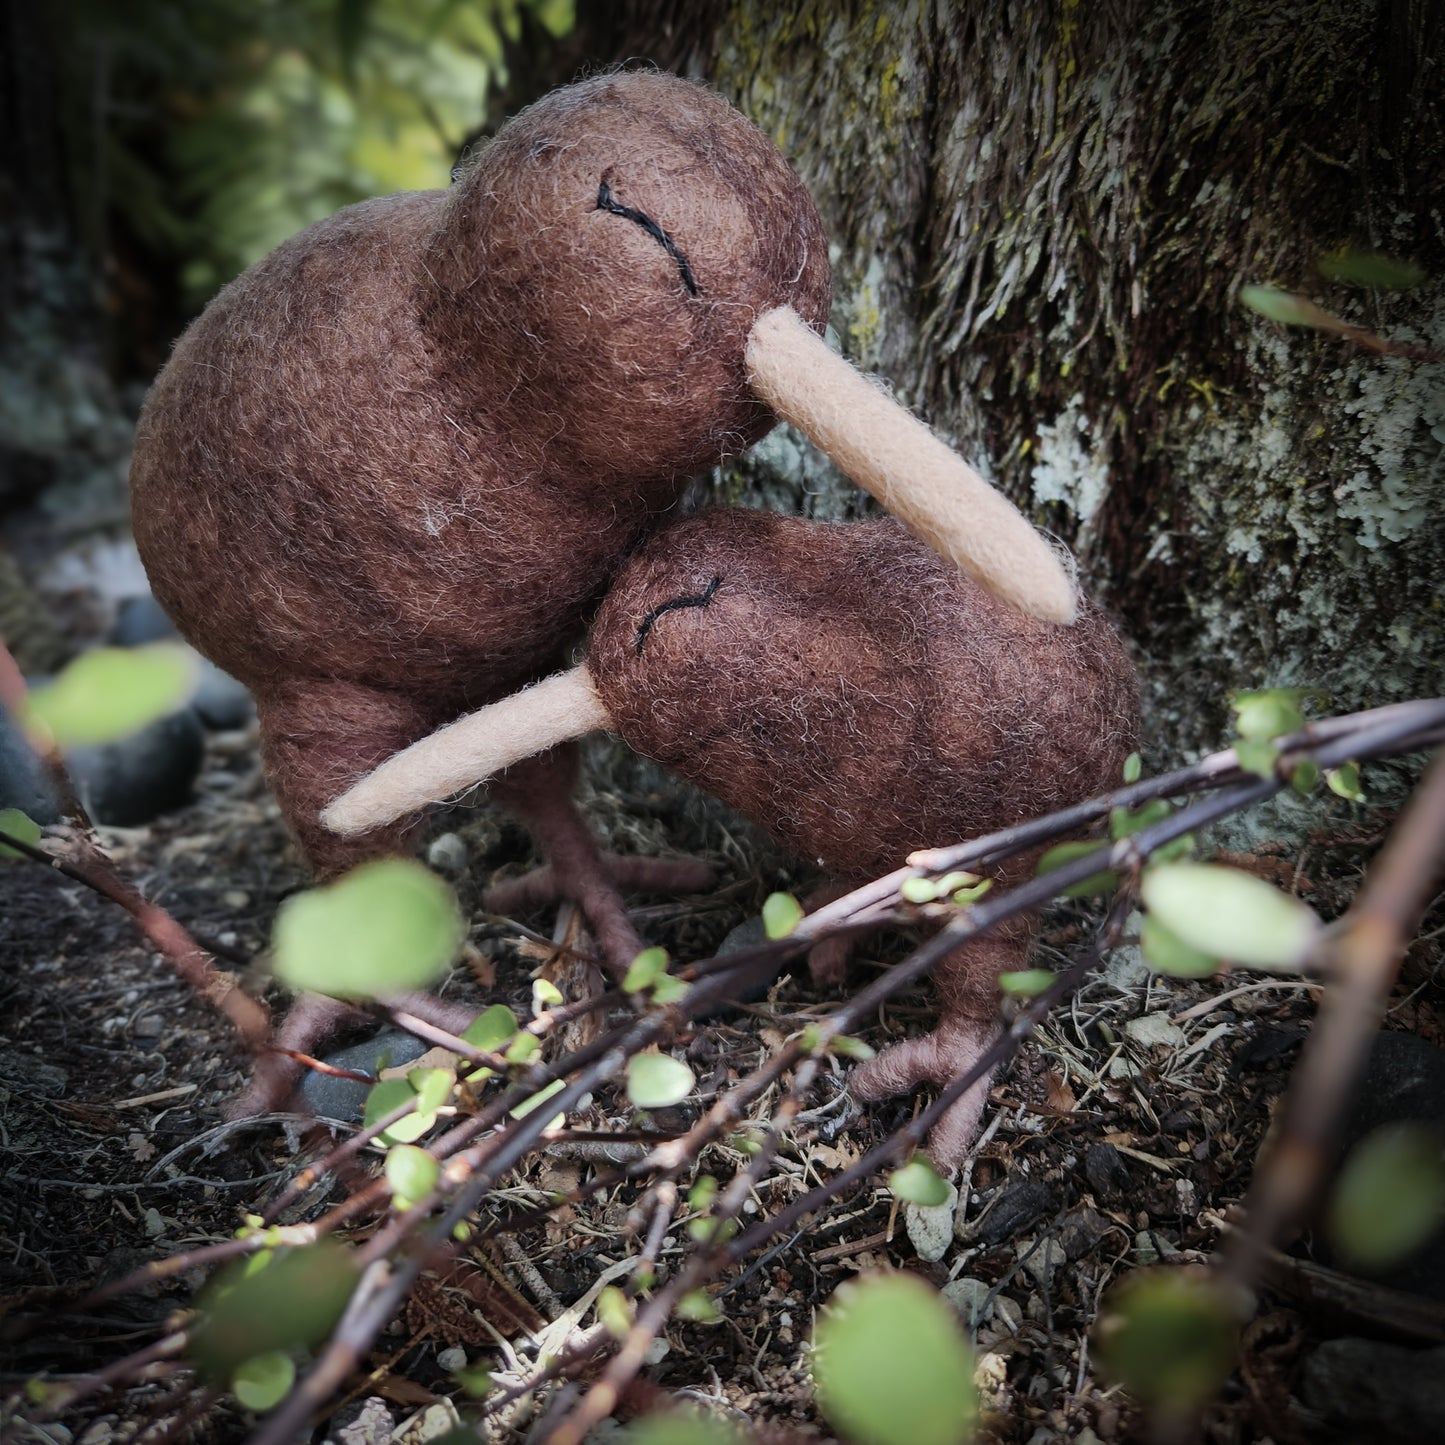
321,665,611,835
745,306,1077,624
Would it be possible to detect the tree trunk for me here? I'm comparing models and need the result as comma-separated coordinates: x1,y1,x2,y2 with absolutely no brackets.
567,0,1444,798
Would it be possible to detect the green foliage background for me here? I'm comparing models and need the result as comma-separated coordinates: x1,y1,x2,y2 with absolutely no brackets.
73,0,573,308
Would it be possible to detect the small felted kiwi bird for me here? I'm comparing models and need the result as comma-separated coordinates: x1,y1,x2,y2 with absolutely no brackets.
129,71,1075,1113
326,509,1139,1166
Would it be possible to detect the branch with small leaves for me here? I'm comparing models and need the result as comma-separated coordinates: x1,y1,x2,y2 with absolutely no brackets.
18,696,1443,1442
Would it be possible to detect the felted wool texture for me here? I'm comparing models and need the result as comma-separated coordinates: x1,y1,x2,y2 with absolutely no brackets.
590,508,1139,885
129,71,831,861
745,307,1078,626
321,666,610,836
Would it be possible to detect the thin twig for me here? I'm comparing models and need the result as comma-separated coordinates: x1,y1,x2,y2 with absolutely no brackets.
1221,746,1445,1291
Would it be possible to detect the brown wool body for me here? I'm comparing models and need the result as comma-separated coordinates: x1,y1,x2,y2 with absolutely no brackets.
588,509,1139,1164
131,73,829,875
129,69,1083,1121
331,509,1139,1165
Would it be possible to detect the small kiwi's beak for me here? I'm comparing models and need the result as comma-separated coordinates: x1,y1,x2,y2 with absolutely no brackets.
745,306,1078,625
321,666,611,835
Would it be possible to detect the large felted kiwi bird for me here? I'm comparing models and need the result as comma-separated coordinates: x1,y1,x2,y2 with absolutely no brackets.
326,509,1139,1166
129,71,1075,1110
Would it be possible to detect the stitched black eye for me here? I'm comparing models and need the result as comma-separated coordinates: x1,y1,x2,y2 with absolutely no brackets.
635,576,722,655
596,178,700,297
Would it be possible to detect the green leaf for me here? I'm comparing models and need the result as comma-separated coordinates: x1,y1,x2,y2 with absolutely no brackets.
409,1067,454,1115
363,1078,432,1144
533,0,577,43
1110,797,1172,841
1140,916,1220,979
689,1176,719,1212
813,1272,976,1445
1233,738,1279,779
651,974,689,1005
1141,863,1321,971
1095,1269,1239,1408
1037,841,1117,897
675,1290,721,1323
385,1143,439,1208
1149,832,1196,867
1327,762,1365,802
1231,688,1305,740
1328,1125,1445,1270
504,1032,540,1064
936,871,982,894
231,1350,294,1411
890,1156,950,1207
1290,761,1320,796
999,969,1056,997
272,858,464,999
598,1284,632,1340
901,876,941,904
623,946,670,993
687,1216,737,1245
23,644,197,748
191,1240,357,1382
510,1079,565,1122
1123,751,1142,783
951,878,993,905
454,1364,492,1397
831,1034,876,1061
462,1004,519,1053
762,891,804,939
625,1408,745,1445
532,977,564,1012
0,808,41,860
626,1054,694,1110
1318,249,1425,290
1238,285,1328,327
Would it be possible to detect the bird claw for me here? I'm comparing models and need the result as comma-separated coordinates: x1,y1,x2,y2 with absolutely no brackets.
849,1017,999,1172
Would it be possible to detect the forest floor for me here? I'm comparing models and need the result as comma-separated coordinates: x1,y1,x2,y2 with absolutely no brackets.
0,488,1441,1445
4,709,1442,1444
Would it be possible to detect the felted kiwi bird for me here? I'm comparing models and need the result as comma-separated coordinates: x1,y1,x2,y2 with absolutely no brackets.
129,71,1076,1114
326,509,1139,1167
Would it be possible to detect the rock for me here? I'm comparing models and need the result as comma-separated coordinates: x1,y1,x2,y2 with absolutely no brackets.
1297,1337,1445,1441
191,660,253,730
113,594,254,730
327,1396,395,1445
905,1179,959,1262
1084,1142,1131,1200
1,670,205,827
0,702,60,822
392,1400,460,1445
943,1276,994,1327
300,1029,433,1121
0,1053,69,1098
962,1179,1054,1246
425,832,469,874
1124,1012,1186,1050
67,706,205,826
1018,1235,1066,1290
111,593,176,646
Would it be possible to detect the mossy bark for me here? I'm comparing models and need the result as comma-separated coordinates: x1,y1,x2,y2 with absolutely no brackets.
576,0,1444,790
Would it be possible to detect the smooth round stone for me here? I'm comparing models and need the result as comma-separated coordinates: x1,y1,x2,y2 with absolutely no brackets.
300,1029,434,1122
112,593,178,646
67,707,206,826
192,659,253,730
0,702,61,823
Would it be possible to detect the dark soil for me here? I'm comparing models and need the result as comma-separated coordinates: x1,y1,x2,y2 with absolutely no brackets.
1,711,1441,1444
